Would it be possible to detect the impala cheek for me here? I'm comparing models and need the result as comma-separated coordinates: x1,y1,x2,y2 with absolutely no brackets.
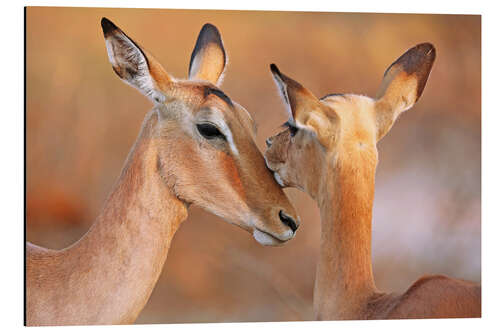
264,149,283,173
219,152,245,199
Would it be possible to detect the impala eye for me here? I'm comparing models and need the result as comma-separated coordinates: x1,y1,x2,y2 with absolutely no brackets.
197,123,226,140
284,121,299,137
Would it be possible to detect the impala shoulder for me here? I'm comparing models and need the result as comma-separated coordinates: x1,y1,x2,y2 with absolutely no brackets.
405,274,480,295
406,274,450,292
400,274,467,301
387,275,481,318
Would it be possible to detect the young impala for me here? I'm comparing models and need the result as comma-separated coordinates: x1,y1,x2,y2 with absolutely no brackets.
265,43,480,320
26,18,299,326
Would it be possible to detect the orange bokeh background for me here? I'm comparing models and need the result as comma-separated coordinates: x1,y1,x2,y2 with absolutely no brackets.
26,7,480,323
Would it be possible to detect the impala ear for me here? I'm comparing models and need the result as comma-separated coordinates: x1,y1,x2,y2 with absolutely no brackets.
101,17,173,104
270,64,338,147
375,43,436,141
188,23,227,86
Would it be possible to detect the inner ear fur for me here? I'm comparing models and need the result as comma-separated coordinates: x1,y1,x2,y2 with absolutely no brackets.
188,23,227,86
375,43,436,140
101,17,172,103
270,64,338,148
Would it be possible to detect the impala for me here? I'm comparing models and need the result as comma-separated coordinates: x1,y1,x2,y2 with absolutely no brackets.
264,43,480,319
26,18,299,326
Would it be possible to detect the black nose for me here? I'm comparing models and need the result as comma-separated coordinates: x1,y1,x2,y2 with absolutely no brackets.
266,138,272,148
279,210,298,232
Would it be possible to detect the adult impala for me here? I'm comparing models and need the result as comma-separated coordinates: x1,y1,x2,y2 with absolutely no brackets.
265,43,480,319
26,18,299,326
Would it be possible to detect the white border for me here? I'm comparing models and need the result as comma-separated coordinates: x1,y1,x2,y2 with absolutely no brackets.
3,1,499,332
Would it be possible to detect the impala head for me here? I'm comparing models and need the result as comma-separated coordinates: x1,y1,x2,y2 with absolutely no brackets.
101,18,299,245
265,44,436,200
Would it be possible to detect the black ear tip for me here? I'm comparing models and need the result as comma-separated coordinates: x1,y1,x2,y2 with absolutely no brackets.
412,42,437,60
101,17,118,34
425,42,435,49
418,42,435,51
419,42,436,53
201,23,217,31
200,23,222,40
270,63,280,75
427,43,436,59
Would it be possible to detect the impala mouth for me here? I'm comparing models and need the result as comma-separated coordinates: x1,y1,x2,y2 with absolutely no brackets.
253,228,287,246
264,159,286,188
273,172,286,187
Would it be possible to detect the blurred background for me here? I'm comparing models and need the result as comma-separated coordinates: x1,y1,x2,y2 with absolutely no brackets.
26,7,480,323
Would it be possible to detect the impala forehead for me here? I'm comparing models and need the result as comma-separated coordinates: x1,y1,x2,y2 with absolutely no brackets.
203,86,233,107
160,81,256,156
323,94,374,116
165,80,233,106
168,80,255,130
322,94,377,137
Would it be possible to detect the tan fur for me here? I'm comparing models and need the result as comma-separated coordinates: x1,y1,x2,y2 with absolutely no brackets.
27,112,187,325
189,44,226,83
144,48,174,91
188,23,227,85
265,44,480,320
26,19,299,326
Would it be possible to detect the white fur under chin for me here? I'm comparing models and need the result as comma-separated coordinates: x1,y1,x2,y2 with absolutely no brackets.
273,172,285,187
253,229,284,246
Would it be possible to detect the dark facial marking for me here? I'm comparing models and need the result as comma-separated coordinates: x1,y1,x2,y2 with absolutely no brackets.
204,86,234,107
320,93,345,100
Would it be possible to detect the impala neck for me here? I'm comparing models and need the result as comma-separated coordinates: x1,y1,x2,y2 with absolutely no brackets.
313,148,377,320
66,110,187,324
